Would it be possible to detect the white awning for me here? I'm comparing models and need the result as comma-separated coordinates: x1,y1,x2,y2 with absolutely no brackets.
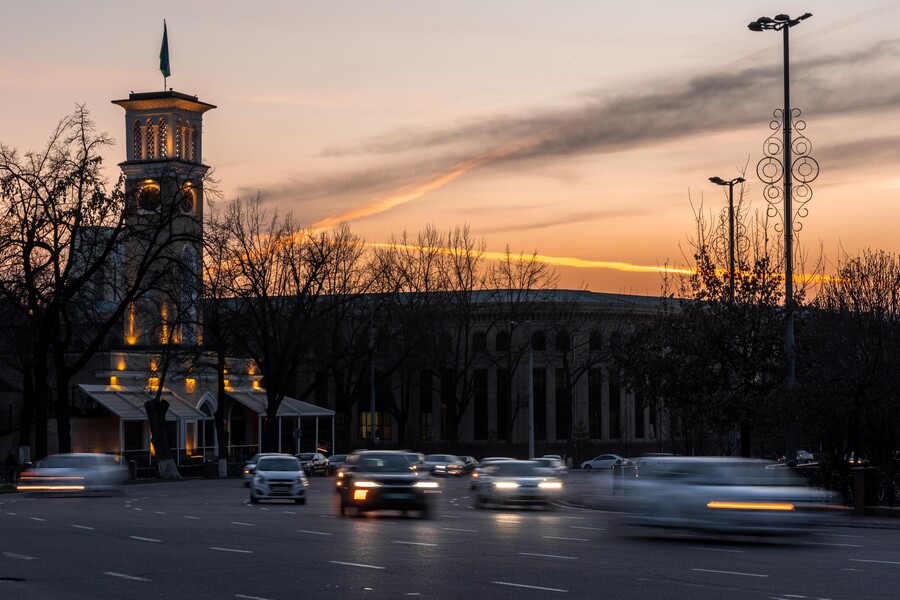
226,390,334,418
78,384,207,421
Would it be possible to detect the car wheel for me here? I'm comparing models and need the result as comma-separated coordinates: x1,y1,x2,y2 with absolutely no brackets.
584,465,592,470
473,494,484,508
295,497,306,505
420,505,432,519
250,494,260,504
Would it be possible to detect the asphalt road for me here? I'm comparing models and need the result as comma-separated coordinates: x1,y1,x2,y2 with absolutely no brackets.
1,475,898,599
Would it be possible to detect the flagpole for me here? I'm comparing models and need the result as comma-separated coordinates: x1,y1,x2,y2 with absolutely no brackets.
159,19,170,91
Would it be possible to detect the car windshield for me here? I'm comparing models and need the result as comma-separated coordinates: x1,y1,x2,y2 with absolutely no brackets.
642,459,805,486
330,455,346,462
257,457,300,472
297,453,315,460
38,455,101,469
493,462,542,476
358,455,413,472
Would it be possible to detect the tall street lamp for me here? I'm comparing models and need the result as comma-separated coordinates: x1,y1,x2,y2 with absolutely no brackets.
748,12,812,465
709,176,745,304
511,321,535,459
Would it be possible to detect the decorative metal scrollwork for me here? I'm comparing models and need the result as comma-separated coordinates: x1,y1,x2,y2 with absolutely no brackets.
755,108,818,234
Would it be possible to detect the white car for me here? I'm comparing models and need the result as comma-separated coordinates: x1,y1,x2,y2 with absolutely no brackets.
249,455,309,504
242,452,292,486
18,453,127,494
472,460,564,508
580,454,626,470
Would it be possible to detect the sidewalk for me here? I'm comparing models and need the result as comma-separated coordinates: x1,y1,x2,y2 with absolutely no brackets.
561,470,900,530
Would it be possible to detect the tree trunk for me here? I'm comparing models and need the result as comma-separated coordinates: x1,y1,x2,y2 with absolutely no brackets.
18,367,34,460
54,368,72,454
145,398,181,480
214,349,228,476
33,353,50,460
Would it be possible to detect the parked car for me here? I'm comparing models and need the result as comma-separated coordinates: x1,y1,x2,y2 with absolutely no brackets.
17,453,127,494
249,455,309,504
326,454,348,476
470,457,515,490
616,457,839,536
295,452,329,476
242,453,292,486
580,454,626,470
336,450,440,517
423,454,465,477
472,460,564,508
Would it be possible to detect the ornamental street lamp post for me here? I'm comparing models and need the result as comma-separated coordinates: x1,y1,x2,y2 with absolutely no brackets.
709,176,745,304
748,13,814,465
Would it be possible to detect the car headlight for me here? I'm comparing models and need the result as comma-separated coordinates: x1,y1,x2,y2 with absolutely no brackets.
493,481,520,489
538,481,563,489
414,481,439,488
353,480,381,488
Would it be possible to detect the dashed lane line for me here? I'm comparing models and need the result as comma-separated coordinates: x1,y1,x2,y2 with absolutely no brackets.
850,558,900,566
298,530,333,536
235,595,273,600
441,527,478,533
329,560,385,570
105,571,150,582
519,552,578,560
183,516,200,520
393,541,437,547
542,535,590,542
129,536,161,543
692,568,768,578
72,525,94,530
30,517,46,522
211,547,253,554
803,542,863,548
3,552,37,560
230,521,255,526
569,526,605,531
492,581,568,593
686,546,746,553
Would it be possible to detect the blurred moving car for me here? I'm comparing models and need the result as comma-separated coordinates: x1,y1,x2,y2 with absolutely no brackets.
326,454,348,476
402,451,426,470
336,450,440,517
472,460,564,508
470,457,515,490
424,454,465,477
533,456,568,477
242,453,292,486
295,452,329,476
580,454,626,470
458,455,479,473
250,455,309,504
18,453,126,494
618,456,839,536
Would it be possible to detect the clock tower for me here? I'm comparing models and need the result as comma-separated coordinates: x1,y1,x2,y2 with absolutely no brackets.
112,90,216,347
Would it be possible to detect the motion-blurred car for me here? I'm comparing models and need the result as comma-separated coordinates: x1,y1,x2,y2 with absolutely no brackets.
402,451,426,470
326,454,348,476
580,454,626,470
336,450,440,517
295,452,328,476
533,456,568,477
458,455,479,473
618,456,839,536
470,456,515,490
250,455,309,504
17,453,127,494
472,460,564,508
424,454,465,477
242,453,292,486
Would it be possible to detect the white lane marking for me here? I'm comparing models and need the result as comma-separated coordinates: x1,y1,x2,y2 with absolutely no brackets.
692,568,768,578
686,546,746,554
183,516,200,520
6,512,17,515
129,536,161,543
105,571,150,581
72,525,94,530
569,525,605,531
230,521,255,526
329,560,385,570
815,533,863,538
133,508,143,511
542,535,590,542
492,581,568,593
30,517,46,522
3,552,38,560
442,527,478,533
393,541,437,547
319,515,337,519
803,542,863,548
235,595,273,600
211,547,253,554
850,558,900,565
153,511,166,515
519,552,578,560
561,516,586,520
283,511,297,515
298,530,333,536
260,508,270,511
440,514,461,519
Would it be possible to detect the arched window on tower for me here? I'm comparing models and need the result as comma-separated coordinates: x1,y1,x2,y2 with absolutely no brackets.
145,118,155,160
133,120,142,160
158,118,168,158
189,124,198,162
174,119,183,159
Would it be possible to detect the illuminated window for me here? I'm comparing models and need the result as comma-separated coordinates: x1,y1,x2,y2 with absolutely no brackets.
185,378,197,394
175,119,182,158
145,118,155,160
133,120,141,160
158,118,168,158
148,377,160,390
110,376,118,386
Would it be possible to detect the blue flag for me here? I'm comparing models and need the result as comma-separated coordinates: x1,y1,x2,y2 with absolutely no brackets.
159,20,171,78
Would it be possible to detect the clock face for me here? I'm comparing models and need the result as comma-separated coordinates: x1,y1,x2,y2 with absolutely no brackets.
178,187,195,214
137,182,161,211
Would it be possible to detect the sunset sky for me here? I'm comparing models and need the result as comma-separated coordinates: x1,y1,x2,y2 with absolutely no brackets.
3,1,899,295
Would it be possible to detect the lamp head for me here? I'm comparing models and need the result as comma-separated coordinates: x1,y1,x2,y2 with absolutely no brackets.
748,21,763,32
709,176,726,186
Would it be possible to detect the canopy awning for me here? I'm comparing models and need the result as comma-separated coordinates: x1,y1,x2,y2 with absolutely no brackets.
226,390,334,418
78,384,207,421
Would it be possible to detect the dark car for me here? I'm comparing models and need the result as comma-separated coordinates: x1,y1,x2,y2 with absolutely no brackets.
336,450,440,518
326,454,348,476
423,454,465,477
295,452,328,477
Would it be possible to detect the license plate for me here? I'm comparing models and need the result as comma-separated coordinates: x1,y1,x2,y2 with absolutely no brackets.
384,493,412,500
